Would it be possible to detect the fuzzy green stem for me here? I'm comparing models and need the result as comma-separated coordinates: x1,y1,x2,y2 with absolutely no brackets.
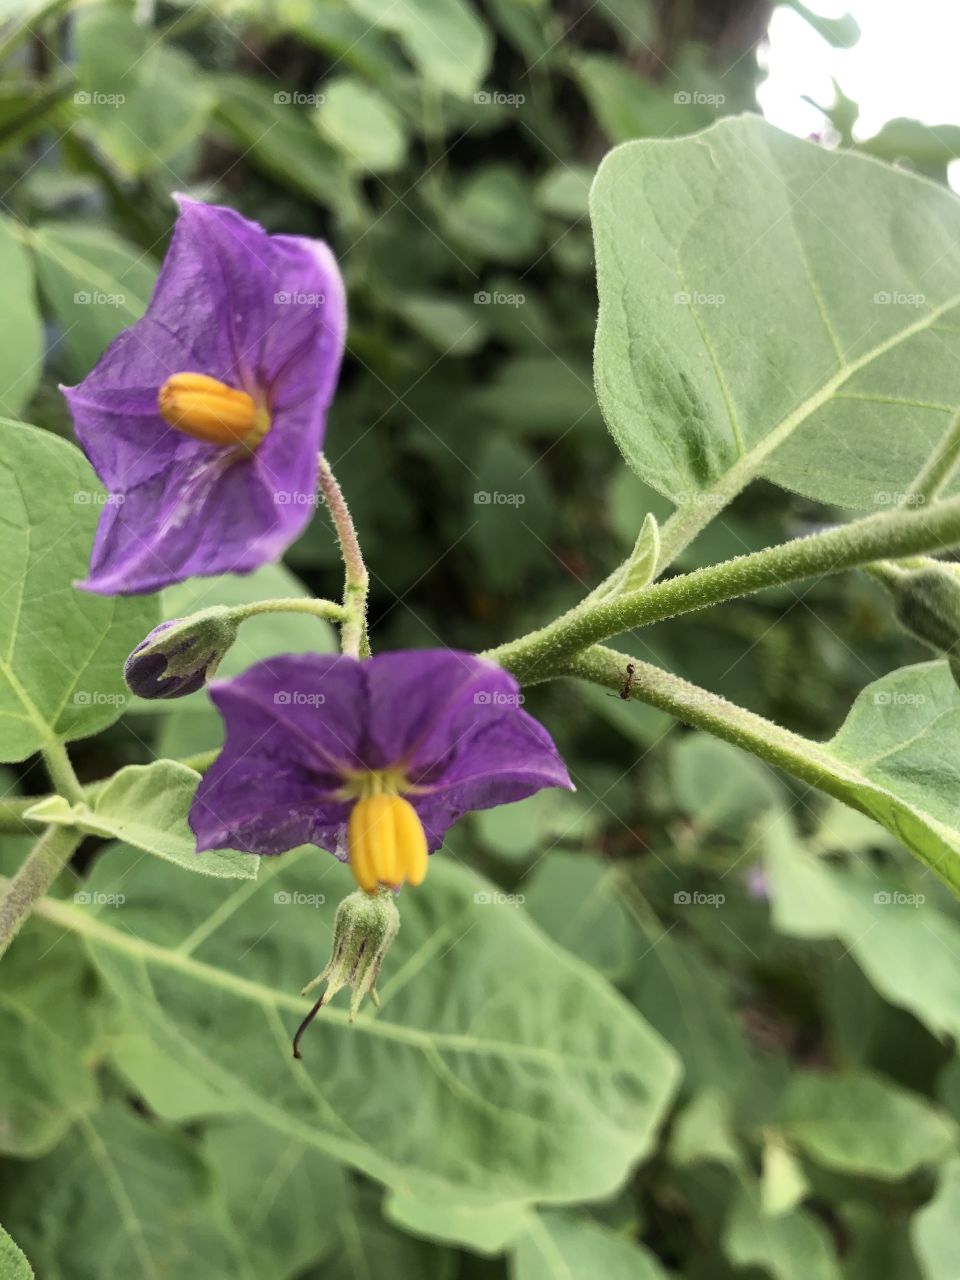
486,493,960,682
232,597,348,625
42,740,84,805
905,408,960,505
0,824,83,958
318,455,370,659
560,646,840,787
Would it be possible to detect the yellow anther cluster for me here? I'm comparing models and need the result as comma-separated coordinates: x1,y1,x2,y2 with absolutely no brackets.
158,372,269,449
347,793,428,894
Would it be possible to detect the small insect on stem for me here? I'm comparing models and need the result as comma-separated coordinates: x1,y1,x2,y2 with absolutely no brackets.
607,662,636,700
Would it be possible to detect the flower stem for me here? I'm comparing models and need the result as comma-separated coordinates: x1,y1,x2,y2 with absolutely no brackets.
318,454,370,659
0,824,83,959
232,597,348,624
485,493,960,682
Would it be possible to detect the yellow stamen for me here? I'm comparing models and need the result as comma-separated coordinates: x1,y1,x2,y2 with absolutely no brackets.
347,793,428,895
158,372,270,449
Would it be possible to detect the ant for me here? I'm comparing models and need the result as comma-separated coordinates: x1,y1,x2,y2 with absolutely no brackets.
607,662,636,700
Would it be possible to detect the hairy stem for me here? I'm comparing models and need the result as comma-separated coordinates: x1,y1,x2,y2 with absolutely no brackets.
0,824,83,958
318,455,370,659
232,597,348,624
905,408,960,505
42,740,84,805
487,493,960,681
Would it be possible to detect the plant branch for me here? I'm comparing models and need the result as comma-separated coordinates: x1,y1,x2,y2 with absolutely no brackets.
317,455,370,659
42,740,84,805
486,493,960,681
0,824,83,959
905,408,960,505
231,597,348,625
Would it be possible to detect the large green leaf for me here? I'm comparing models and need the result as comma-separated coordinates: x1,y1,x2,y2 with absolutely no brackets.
724,1190,840,1280
27,221,157,379
591,116,960,512
51,844,680,1213
912,1156,960,1280
778,1071,954,1180
0,927,100,1157
0,217,42,417
0,422,158,762
0,1104,248,1279
316,77,407,172
510,1211,670,1280
26,762,258,880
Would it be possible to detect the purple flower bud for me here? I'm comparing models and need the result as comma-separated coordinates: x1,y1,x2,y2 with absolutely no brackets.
124,609,239,700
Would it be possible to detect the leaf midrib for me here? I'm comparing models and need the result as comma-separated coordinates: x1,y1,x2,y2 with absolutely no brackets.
36,893,651,1074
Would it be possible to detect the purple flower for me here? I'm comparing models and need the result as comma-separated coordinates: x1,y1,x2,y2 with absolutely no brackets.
190,650,573,892
62,197,346,595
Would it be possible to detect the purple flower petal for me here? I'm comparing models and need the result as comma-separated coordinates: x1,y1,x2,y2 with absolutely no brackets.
191,651,573,860
64,198,346,595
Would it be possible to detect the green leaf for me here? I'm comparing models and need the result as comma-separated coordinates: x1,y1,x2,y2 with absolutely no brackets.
26,762,258,880
27,221,157,379
760,1137,809,1217
912,1156,960,1280
511,1211,670,1280
672,733,781,837
670,1089,745,1173
345,0,491,97
765,815,960,1041
601,513,660,599
0,927,100,1157
385,1191,532,1255
0,216,42,417
523,852,638,981
441,165,542,263
786,0,860,47
591,116,960,512
724,1190,841,1280
213,76,357,220
204,1120,348,1277
778,1071,954,1180
326,1185,455,1279
73,8,213,177
536,165,593,220
0,1225,32,1280
316,77,407,172
61,845,680,1209
0,421,158,762
0,1103,248,1278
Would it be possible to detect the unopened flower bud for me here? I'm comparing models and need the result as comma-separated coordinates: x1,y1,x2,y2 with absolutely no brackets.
885,564,960,654
123,608,239,699
293,888,400,1057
